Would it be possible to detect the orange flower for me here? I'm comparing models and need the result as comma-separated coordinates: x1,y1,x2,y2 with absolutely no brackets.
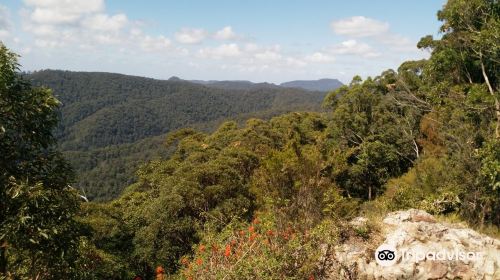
156,266,165,274
224,244,231,257
180,257,189,266
199,244,206,253
308,275,315,280
266,230,274,236
249,225,255,233
239,230,245,236
283,232,289,240
252,217,260,224
196,258,203,266
249,232,258,241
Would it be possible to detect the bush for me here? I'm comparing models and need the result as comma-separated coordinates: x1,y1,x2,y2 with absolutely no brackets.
176,212,339,280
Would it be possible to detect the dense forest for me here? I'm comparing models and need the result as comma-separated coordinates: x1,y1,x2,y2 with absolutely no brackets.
1,0,499,279
279,79,343,92
26,71,331,200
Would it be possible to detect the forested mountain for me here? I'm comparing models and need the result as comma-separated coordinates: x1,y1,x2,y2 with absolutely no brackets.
189,78,344,92
27,70,326,150
1,0,499,279
75,0,499,277
280,78,343,91
26,70,329,200
189,79,281,90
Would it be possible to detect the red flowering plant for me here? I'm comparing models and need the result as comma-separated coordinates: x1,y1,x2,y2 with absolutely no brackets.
176,211,340,279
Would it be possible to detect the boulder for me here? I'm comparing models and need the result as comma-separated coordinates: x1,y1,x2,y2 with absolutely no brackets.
322,209,500,279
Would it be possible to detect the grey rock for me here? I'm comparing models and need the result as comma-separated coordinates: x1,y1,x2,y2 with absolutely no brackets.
323,209,500,279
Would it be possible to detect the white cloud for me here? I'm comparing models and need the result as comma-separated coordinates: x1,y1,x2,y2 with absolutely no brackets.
175,28,207,44
198,43,241,58
286,57,307,67
195,42,311,73
331,16,389,37
24,0,105,25
140,35,172,52
330,16,418,54
305,52,335,63
11,3,421,84
20,0,178,55
378,34,416,52
244,43,259,52
93,33,121,44
214,26,236,40
29,24,58,37
254,50,282,61
35,38,64,48
0,5,12,39
330,40,380,58
20,47,32,54
0,5,10,29
82,13,128,32
0,30,9,39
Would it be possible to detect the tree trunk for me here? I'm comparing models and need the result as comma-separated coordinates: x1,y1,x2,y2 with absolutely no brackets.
368,185,372,200
30,253,37,280
480,54,500,138
0,246,6,276
413,139,420,158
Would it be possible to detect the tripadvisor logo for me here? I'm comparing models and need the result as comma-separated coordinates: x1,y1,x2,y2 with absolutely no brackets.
375,244,484,266
375,244,398,266
401,249,483,263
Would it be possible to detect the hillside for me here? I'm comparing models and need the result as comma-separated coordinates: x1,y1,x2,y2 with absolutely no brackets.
2,0,499,279
280,78,343,91
189,78,344,92
26,70,329,200
189,79,281,90
74,1,500,275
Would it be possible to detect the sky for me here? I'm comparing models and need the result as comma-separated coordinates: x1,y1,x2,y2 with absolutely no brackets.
0,0,445,84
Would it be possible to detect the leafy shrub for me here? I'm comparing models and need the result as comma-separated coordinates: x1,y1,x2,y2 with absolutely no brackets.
176,212,339,280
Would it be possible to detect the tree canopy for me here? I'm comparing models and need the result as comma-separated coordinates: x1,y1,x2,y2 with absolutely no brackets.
1,0,499,278
0,43,83,279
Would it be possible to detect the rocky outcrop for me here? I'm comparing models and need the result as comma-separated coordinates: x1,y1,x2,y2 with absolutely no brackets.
322,209,500,279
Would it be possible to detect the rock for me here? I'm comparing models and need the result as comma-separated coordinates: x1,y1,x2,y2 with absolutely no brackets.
350,217,368,229
420,261,448,279
382,209,435,225
324,209,500,280
448,263,472,279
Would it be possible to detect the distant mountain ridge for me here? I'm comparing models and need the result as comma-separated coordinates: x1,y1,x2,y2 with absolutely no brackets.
189,79,280,90
280,78,343,92
27,70,330,200
178,77,343,92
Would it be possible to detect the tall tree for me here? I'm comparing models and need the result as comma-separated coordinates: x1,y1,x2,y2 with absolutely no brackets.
324,77,419,200
419,0,499,137
0,43,82,279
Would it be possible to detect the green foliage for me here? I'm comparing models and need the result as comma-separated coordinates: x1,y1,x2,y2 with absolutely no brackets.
2,1,499,277
0,43,83,279
84,1,499,273
176,212,339,280
26,70,329,201
325,76,421,200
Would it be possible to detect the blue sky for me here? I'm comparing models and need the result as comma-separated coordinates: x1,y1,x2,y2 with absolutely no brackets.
0,0,445,83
